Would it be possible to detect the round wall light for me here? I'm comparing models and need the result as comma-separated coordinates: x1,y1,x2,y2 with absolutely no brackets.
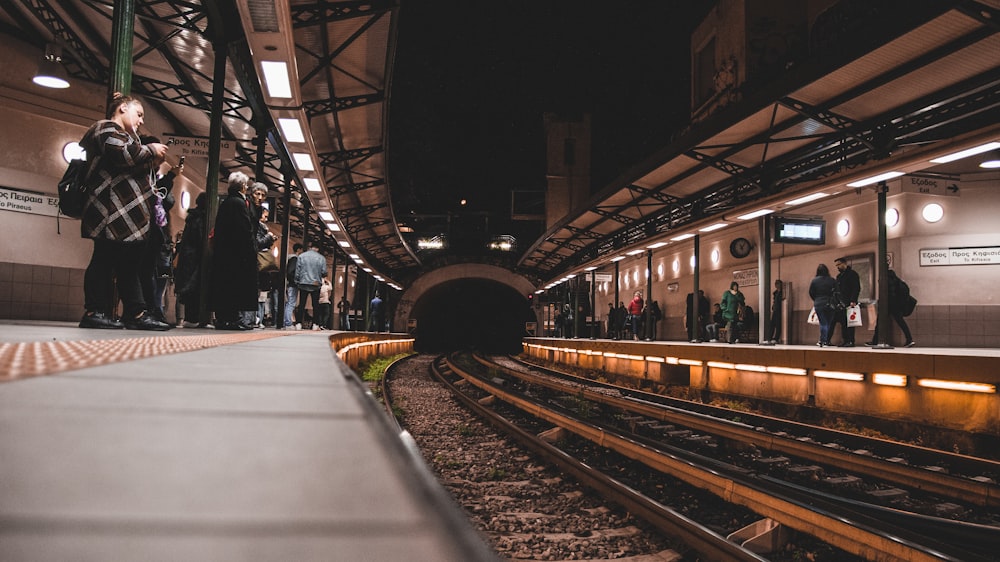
180,191,191,211
657,263,664,278
885,207,899,227
63,142,86,164
689,255,696,268
836,219,850,237
922,203,944,223
672,259,680,273
711,249,720,263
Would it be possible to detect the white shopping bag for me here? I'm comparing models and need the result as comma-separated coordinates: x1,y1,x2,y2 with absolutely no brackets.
807,307,819,325
846,304,863,327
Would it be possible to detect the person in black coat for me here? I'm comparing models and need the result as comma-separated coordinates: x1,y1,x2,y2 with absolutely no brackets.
175,193,206,324
210,171,258,330
809,263,839,347
831,256,861,346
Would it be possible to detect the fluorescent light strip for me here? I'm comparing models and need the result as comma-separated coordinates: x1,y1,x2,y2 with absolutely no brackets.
917,379,996,393
846,171,904,188
737,209,774,220
338,240,350,247
303,178,322,192
785,192,829,206
646,356,665,363
767,366,808,376
292,153,314,171
260,61,292,98
707,361,736,369
699,222,728,232
873,373,907,387
929,141,1000,164
678,358,703,366
735,363,768,373
277,118,305,142
671,233,695,241
584,266,597,271
610,256,626,262
626,249,644,256
814,370,865,381
665,357,679,365
646,241,668,249
318,211,335,221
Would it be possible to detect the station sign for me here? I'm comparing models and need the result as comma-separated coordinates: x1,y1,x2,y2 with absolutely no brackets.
895,175,961,197
732,267,759,287
920,246,1000,266
163,134,238,160
0,186,60,217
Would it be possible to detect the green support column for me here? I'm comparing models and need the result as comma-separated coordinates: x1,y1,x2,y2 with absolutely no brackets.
875,181,893,349
196,37,229,324
692,235,701,342
107,0,135,112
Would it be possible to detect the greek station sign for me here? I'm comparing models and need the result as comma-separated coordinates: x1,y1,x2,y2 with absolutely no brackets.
0,186,60,217
163,134,237,160
920,246,1000,266
732,268,759,287
894,175,961,197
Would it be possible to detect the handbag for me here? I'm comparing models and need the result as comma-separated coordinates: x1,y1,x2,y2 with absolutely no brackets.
846,304,863,327
807,307,820,325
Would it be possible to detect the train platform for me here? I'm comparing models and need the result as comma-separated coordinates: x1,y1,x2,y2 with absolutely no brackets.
0,321,497,562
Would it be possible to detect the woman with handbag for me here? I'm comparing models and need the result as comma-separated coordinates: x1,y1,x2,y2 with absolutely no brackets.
808,263,838,347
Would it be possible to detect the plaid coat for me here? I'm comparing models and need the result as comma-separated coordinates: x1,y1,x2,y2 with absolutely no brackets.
79,120,157,242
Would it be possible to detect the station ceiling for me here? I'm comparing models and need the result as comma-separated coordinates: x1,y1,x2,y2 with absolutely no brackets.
2,0,998,290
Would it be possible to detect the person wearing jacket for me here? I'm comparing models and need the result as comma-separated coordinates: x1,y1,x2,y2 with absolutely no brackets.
809,263,839,347
210,171,258,330
79,92,170,331
720,282,745,344
831,256,861,347
294,241,327,328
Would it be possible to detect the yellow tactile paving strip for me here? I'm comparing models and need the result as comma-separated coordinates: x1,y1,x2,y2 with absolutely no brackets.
0,331,297,382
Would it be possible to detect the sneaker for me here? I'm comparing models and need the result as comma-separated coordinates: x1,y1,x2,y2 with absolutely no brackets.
294,323,302,331
904,341,916,348
709,339,718,343
124,311,171,331
79,311,124,329
838,342,855,347
865,341,877,346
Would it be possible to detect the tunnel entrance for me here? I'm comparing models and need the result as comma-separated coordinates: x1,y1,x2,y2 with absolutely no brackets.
410,278,533,354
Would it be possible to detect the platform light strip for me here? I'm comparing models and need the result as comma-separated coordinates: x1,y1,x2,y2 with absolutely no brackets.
735,363,768,372
707,361,736,370
917,379,996,393
678,358,703,366
767,366,808,375
645,356,665,363
873,373,907,387
814,370,865,381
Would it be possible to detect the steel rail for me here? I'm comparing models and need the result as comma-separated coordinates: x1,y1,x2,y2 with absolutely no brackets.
449,356,982,562
481,354,1000,509
429,356,768,562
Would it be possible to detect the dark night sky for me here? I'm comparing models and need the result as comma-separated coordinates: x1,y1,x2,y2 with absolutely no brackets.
387,2,715,240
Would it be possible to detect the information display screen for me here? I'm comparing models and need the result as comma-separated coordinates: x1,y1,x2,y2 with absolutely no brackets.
773,216,826,245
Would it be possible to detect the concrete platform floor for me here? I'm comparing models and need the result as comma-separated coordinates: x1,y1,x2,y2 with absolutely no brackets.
0,321,497,562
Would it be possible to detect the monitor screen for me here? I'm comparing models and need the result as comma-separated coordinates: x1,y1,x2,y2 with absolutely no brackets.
773,216,826,245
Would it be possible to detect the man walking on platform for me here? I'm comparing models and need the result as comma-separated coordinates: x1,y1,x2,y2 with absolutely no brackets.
832,256,861,347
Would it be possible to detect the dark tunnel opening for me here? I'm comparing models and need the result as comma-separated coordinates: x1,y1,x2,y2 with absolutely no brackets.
411,278,535,354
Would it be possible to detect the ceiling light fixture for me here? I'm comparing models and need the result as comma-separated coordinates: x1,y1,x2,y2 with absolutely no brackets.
846,171,904,187
260,61,292,98
699,222,728,232
979,150,1000,169
303,177,322,192
736,209,774,220
929,141,1000,164
292,152,314,171
670,233,695,241
33,44,70,89
785,192,830,206
278,118,306,142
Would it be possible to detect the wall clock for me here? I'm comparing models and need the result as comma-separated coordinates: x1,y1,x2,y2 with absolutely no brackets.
729,237,753,258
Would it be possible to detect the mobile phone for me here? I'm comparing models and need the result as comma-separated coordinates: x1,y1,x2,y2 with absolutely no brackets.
179,155,186,166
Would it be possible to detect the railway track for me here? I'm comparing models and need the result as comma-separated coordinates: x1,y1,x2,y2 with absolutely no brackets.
437,352,1000,561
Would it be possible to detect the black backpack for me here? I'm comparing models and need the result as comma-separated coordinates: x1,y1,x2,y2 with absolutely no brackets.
57,159,92,218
